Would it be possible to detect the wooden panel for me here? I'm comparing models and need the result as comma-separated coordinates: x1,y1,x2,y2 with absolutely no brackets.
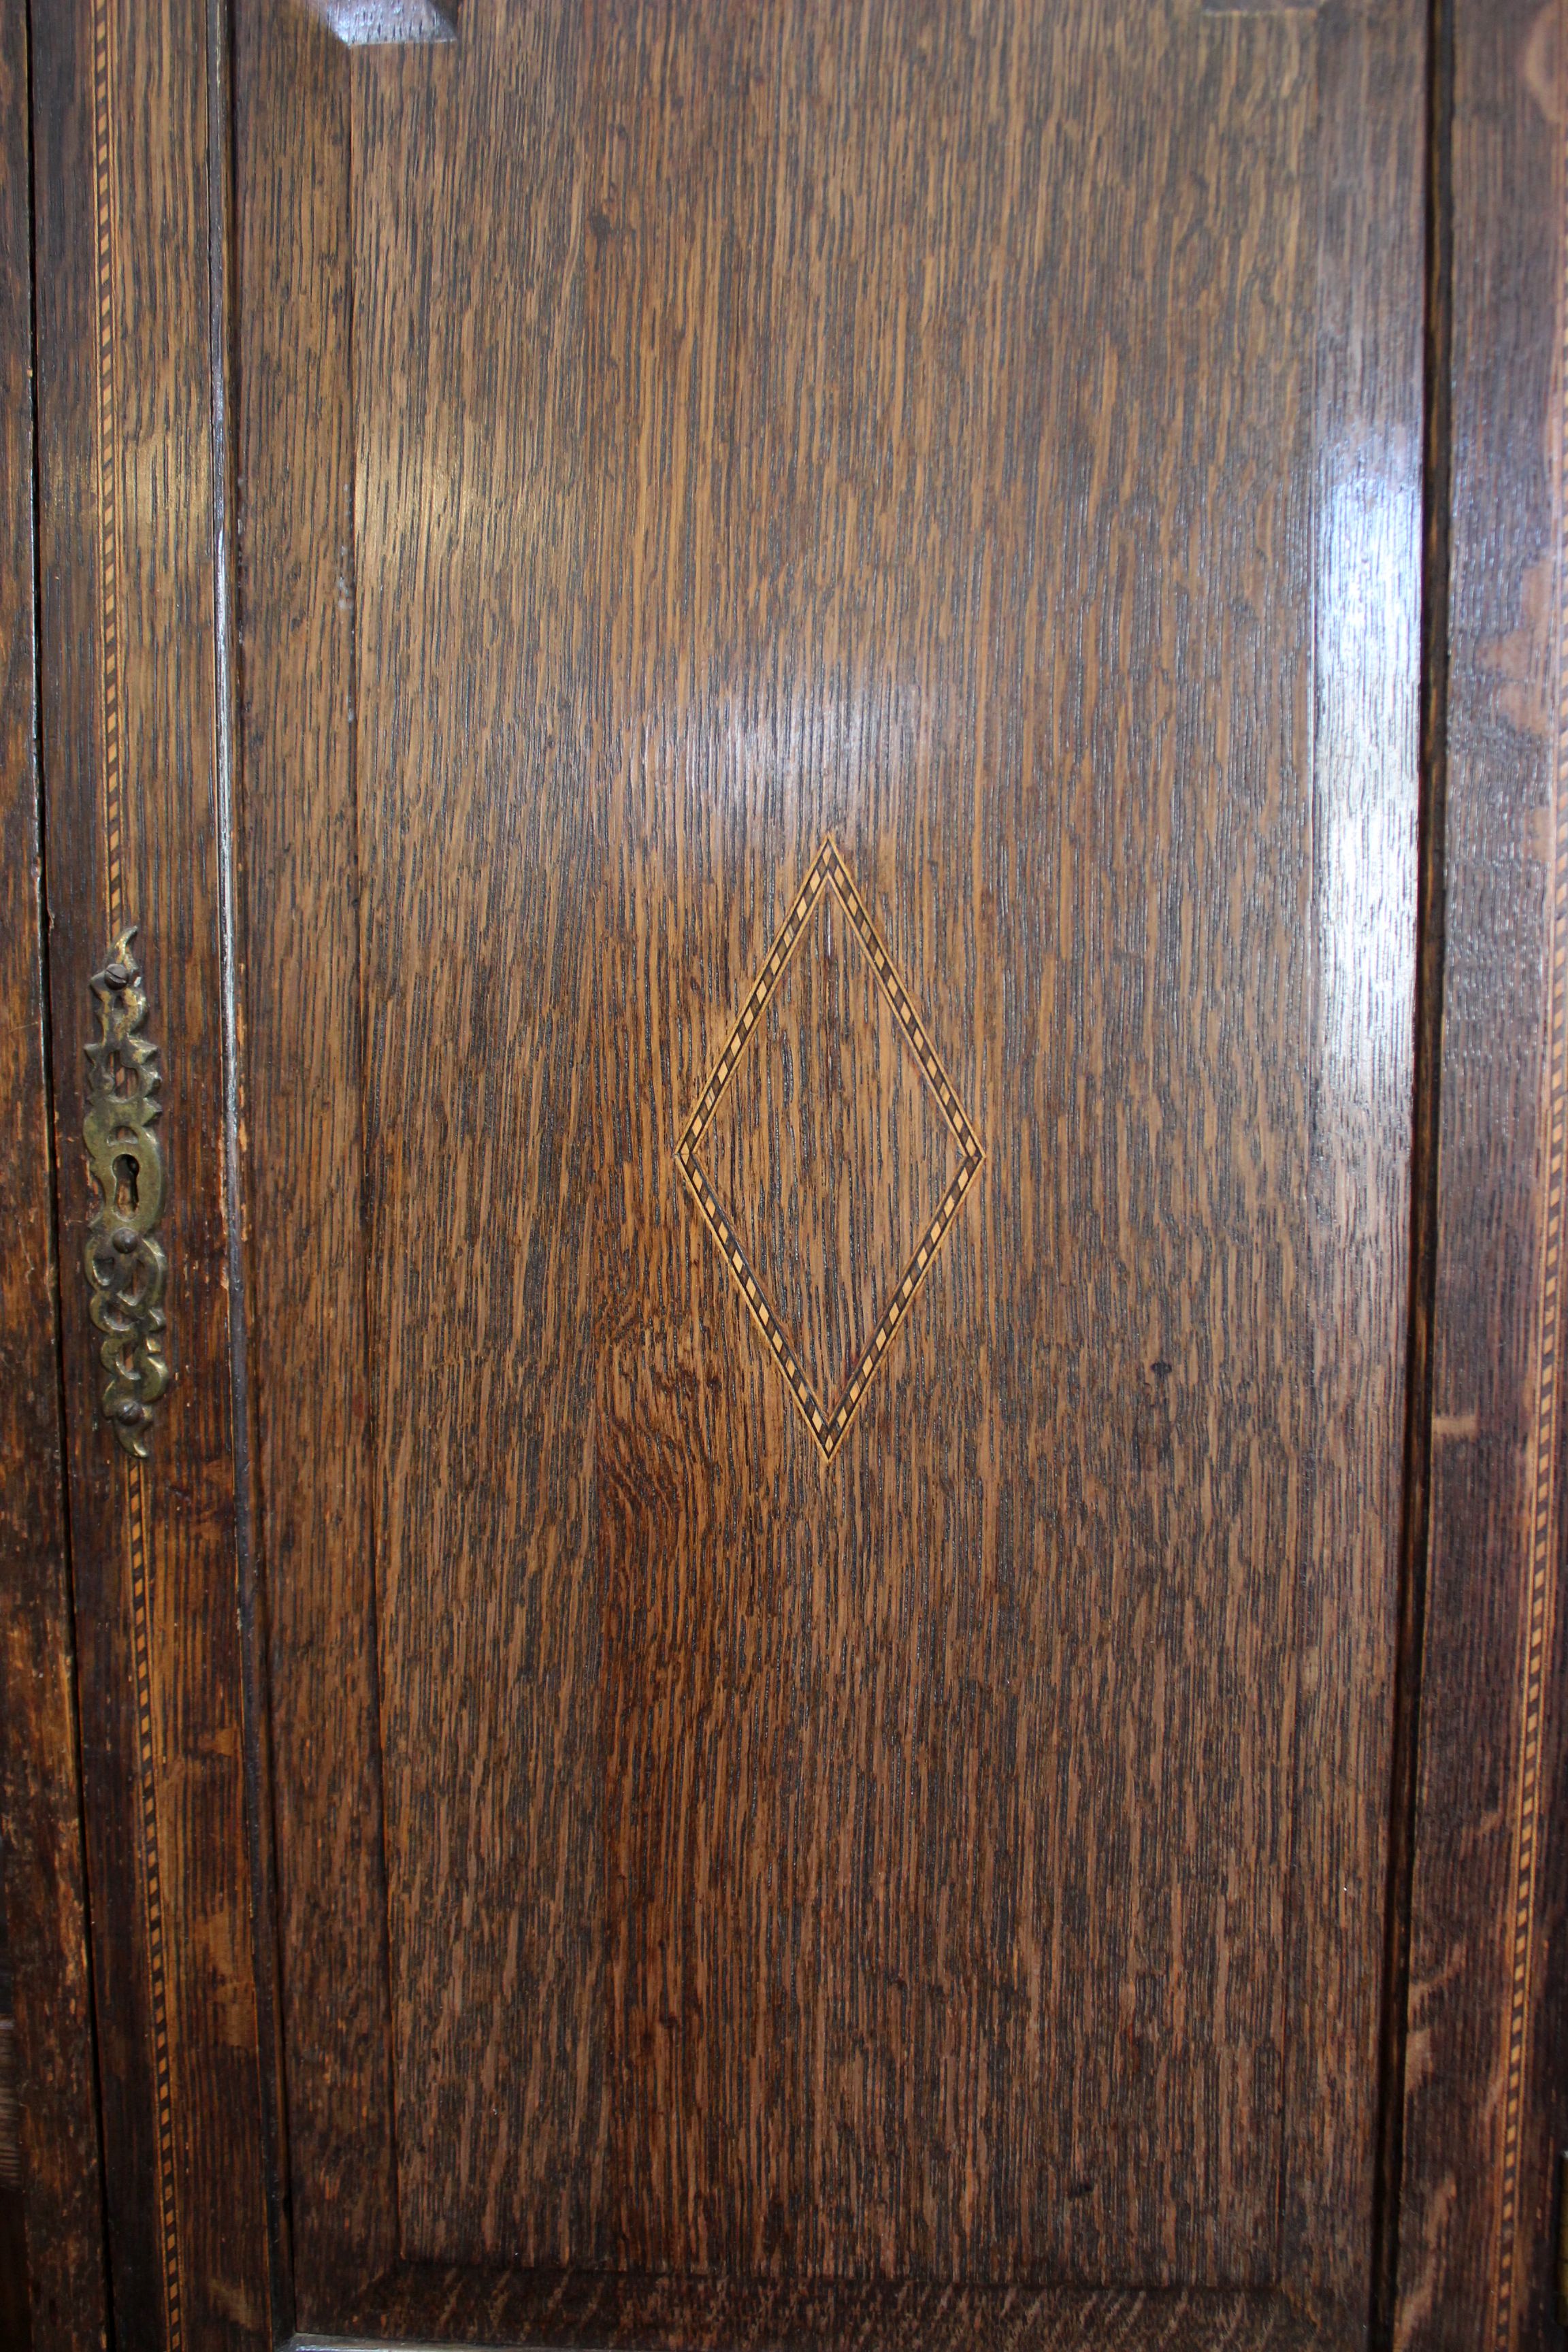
0,3,111,2343
231,1,397,2317
242,0,1427,2321
308,0,1401,2290
586,0,1314,2288
1397,3,1568,2346
30,0,274,2342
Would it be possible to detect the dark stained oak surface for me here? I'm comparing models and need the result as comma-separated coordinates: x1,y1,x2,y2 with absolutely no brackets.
581,0,1313,2286
236,0,1422,2330
0,5,110,2345
234,0,399,2306
350,0,608,2272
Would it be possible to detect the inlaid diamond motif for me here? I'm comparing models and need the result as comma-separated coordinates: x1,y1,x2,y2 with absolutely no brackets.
678,836,984,1462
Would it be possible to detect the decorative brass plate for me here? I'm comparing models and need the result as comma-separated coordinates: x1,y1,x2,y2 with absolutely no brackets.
679,836,983,1462
84,929,170,1456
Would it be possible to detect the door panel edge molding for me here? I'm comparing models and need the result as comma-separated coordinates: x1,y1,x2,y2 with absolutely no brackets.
1397,1,1568,2346
29,0,276,2342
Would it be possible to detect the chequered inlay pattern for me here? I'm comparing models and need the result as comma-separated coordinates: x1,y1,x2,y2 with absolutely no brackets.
678,836,983,1462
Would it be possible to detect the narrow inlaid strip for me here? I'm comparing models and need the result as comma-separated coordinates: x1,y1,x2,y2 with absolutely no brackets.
819,838,985,1169
129,1463,181,2349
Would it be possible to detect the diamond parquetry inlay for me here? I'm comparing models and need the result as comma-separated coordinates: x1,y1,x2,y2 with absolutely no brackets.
678,836,984,1462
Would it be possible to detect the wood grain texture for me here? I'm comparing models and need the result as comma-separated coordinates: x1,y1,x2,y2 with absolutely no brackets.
587,0,1316,2288
349,5,608,2266
0,3,111,2344
240,0,1426,2321
1396,3,1568,2346
31,0,273,2342
327,2264,1318,2351
231,0,398,2317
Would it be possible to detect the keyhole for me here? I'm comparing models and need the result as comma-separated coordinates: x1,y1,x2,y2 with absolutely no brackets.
112,1153,140,1215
